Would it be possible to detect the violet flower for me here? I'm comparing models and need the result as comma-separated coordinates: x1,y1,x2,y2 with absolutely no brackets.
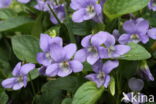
1,62,35,90
118,18,149,44
112,29,120,41
0,0,11,8
128,77,144,92
147,28,156,40
45,43,83,77
37,34,63,66
98,32,130,59
74,33,106,65
148,0,156,11
86,60,119,88
17,0,31,4
50,4,65,24
138,61,154,81
34,0,50,11
70,0,103,23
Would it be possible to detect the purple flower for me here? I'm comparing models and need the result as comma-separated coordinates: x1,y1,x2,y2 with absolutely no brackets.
86,60,119,88
98,32,131,59
148,0,156,11
74,33,106,65
75,31,130,65
112,29,120,41
0,0,11,8
17,0,31,4
45,44,83,77
147,28,156,40
70,0,103,23
1,62,35,90
138,61,154,81
37,34,63,66
34,0,50,11
118,18,149,44
128,77,144,91
50,4,65,24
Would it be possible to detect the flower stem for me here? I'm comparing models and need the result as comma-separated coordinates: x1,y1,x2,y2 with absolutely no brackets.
48,4,62,24
28,73,35,96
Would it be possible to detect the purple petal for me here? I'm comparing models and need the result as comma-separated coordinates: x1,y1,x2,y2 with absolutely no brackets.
102,60,119,74
20,63,35,75
81,35,92,48
103,75,110,88
57,67,72,77
123,20,136,33
136,19,149,34
72,9,86,23
50,44,66,62
87,52,99,65
118,34,130,44
37,52,52,66
13,82,25,90
94,4,102,15
148,28,156,39
12,62,22,76
85,74,103,88
139,34,149,44
40,34,52,52
69,60,83,72
64,44,77,60
98,47,109,59
128,77,144,91
45,64,58,77
17,0,31,4
92,60,103,73
70,0,86,10
51,37,63,46
112,45,131,57
103,32,116,47
91,31,107,46
74,49,87,62
0,0,11,8
1,78,16,89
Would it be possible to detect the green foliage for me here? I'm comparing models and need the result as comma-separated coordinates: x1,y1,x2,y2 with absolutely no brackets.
61,98,72,104
0,88,8,104
0,16,33,32
72,81,104,104
11,35,40,63
119,42,151,60
34,76,85,104
0,8,17,20
104,0,149,19
109,77,115,96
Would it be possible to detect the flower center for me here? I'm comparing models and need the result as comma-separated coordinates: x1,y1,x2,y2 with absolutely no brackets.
17,76,23,82
45,52,52,61
108,46,115,53
60,61,69,71
130,34,139,40
97,72,105,80
88,47,97,53
86,5,95,13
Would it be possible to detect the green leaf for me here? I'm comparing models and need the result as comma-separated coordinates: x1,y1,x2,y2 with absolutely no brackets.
104,0,149,19
109,77,115,96
72,81,104,104
31,14,43,37
28,69,39,81
0,8,17,20
119,42,151,60
0,88,8,104
43,76,85,92
11,35,40,63
62,98,72,104
0,16,33,32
